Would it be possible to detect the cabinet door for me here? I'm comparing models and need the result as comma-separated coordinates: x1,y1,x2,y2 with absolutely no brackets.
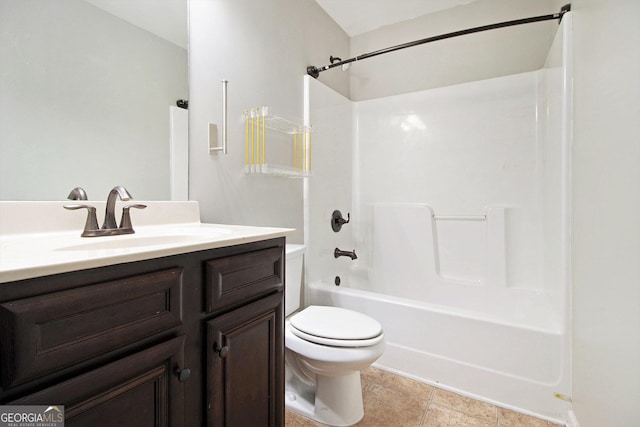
206,292,283,427
10,336,187,427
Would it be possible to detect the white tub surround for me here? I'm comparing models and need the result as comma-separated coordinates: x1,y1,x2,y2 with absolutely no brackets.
304,13,572,425
0,201,293,282
368,203,560,331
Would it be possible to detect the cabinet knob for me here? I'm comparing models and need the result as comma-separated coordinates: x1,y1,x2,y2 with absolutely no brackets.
216,345,230,358
175,368,191,382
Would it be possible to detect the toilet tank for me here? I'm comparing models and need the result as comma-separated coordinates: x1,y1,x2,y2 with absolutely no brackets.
285,244,305,316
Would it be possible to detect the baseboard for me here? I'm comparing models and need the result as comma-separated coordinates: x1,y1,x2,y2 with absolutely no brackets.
566,410,580,427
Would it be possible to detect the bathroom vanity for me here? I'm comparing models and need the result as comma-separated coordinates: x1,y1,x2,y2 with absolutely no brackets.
0,201,291,426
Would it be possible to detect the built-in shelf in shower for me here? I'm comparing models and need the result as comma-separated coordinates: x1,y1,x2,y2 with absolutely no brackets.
243,107,312,178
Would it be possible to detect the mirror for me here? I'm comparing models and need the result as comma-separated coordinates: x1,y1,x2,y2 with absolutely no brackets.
0,0,188,201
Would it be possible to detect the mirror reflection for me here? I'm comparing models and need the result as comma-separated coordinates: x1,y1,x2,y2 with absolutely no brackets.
0,0,188,201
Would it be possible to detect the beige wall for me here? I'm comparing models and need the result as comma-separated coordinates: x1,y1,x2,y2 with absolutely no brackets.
570,0,640,425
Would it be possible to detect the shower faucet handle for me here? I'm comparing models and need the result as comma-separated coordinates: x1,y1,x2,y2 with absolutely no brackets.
331,210,350,232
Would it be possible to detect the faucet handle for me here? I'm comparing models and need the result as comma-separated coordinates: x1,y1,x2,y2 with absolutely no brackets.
64,204,99,236
119,204,147,231
331,210,350,232
67,187,88,200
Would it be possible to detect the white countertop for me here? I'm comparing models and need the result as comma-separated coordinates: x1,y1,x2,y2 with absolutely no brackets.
0,201,293,283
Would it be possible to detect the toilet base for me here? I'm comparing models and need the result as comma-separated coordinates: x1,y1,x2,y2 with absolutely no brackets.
286,369,364,427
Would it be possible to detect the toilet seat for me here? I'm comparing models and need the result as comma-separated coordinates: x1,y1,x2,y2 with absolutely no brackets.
289,306,384,347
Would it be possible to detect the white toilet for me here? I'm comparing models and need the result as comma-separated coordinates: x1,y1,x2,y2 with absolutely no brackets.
284,244,385,426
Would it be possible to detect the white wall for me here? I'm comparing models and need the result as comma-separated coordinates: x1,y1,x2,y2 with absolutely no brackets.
352,72,547,292
188,0,349,240
570,0,640,425
539,17,572,324
305,16,573,419
309,1,640,422
348,0,561,101
305,77,353,286
0,0,187,200
186,1,640,423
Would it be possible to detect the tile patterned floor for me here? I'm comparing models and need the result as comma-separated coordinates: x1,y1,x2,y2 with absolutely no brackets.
285,367,562,427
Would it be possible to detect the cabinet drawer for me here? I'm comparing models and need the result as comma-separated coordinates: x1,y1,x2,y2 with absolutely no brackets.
205,246,283,313
0,268,183,388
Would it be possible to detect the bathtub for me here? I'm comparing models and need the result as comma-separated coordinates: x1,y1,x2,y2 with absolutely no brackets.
303,16,573,420
306,277,569,423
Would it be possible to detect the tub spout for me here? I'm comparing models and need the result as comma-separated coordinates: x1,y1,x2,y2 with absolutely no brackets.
334,248,357,260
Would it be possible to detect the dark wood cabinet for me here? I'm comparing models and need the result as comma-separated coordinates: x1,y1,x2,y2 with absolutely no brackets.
206,292,283,427
0,238,285,427
11,336,186,427
0,268,183,388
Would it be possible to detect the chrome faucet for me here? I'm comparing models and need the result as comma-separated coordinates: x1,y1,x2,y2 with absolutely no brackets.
334,248,358,260
64,185,146,237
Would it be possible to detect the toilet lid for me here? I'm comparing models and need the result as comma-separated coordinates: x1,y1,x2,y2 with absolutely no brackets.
289,306,383,343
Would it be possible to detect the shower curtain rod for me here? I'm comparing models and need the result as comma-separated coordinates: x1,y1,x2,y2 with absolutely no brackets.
307,4,571,78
